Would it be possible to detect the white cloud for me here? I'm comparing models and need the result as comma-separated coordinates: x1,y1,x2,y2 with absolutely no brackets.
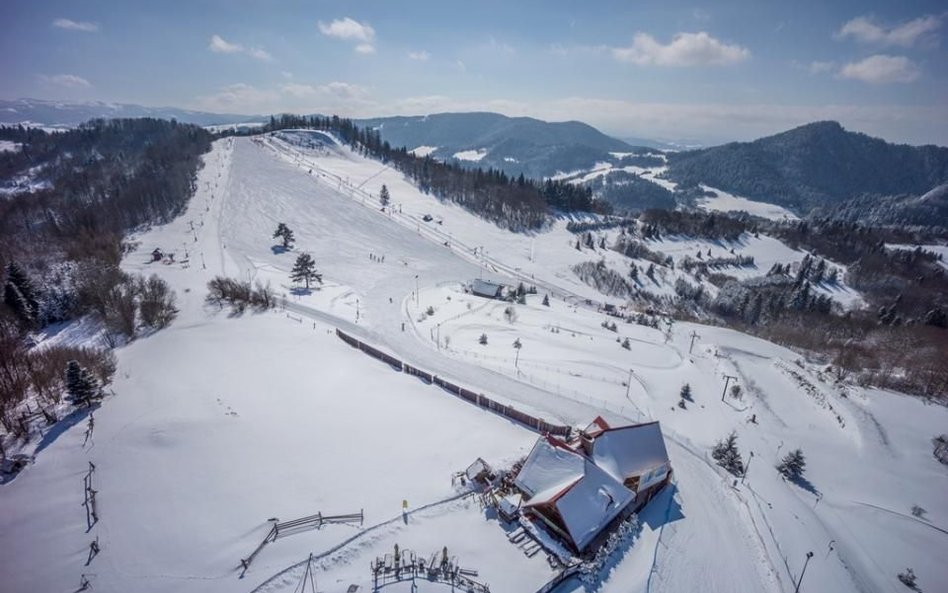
408,50,430,61
318,17,376,53
323,81,368,99
808,61,836,74
52,18,98,33
247,47,273,61
195,83,280,111
38,74,91,88
839,54,920,84
837,14,943,48
208,35,273,61
613,31,749,66
209,34,242,54
278,81,367,100
549,43,607,56
196,80,372,113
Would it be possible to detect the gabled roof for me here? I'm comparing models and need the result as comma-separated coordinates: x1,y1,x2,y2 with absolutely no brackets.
514,420,671,552
553,459,634,551
514,437,584,498
518,438,635,552
589,421,669,487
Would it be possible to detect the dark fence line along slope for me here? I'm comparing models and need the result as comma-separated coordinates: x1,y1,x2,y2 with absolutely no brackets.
335,329,571,437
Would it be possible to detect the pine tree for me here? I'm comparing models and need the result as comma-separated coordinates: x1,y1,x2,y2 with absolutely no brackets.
680,383,693,402
290,253,322,289
711,431,745,476
272,223,295,249
380,184,390,208
4,282,35,326
776,449,806,480
479,333,488,345
542,293,550,307
646,264,655,280
4,262,39,323
65,360,100,406
898,568,918,589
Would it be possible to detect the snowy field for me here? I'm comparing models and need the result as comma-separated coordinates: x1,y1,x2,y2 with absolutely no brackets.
553,157,800,223
1,134,946,593
452,148,487,161
0,139,22,152
887,243,948,270
696,184,799,221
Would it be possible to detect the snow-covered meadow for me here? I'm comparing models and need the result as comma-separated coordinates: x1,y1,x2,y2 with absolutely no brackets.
1,132,946,593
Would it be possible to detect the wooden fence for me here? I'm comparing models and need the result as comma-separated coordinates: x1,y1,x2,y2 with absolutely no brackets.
335,329,571,438
240,510,364,575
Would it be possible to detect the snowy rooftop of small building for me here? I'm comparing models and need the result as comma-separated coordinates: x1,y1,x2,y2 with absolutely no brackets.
471,278,505,295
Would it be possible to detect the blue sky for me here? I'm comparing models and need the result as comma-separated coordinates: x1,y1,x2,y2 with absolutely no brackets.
1,0,946,145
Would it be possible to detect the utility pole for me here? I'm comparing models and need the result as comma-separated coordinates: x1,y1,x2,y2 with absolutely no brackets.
794,551,814,593
689,330,700,354
722,374,738,402
742,451,754,484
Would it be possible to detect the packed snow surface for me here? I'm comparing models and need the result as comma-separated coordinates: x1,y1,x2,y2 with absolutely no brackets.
1,132,946,593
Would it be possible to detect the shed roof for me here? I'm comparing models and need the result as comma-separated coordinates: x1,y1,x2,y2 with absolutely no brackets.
471,279,504,296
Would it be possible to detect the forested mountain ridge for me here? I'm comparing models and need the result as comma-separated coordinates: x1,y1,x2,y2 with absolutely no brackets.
665,121,948,214
355,112,651,179
0,98,263,128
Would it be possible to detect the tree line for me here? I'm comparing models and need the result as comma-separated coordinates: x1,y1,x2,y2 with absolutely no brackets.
0,118,212,429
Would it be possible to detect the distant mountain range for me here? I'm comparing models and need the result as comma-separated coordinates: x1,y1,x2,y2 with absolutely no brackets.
5,98,946,225
355,112,654,179
665,121,948,214
0,98,264,128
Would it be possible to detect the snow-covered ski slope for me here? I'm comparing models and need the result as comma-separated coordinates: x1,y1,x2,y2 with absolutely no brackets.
1,133,945,593
262,130,860,309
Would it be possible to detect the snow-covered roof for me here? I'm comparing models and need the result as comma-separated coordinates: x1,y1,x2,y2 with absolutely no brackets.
590,421,669,487
553,460,634,551
465,457,490,480
514,437,585,498
515,422,671,552
518,437,636,551
471,279,504,297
